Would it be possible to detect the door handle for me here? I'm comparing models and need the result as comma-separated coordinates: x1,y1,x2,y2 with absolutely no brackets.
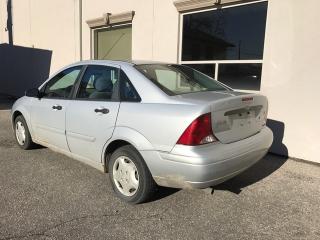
94,108,109,114
52,105,62,110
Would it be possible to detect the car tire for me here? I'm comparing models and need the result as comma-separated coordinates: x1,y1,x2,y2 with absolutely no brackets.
14,115,35,150
108,145,157,204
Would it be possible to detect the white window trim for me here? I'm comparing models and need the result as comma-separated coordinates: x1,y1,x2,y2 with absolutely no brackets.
178,0,267,92
86,11,134,29
90,23,132,60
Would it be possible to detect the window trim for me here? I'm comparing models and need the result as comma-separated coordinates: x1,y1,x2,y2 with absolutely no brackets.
71,64,121,102
174,0,264,12
90,23,132,60
178,0,267,16
86,11,134,28
178,0,268,91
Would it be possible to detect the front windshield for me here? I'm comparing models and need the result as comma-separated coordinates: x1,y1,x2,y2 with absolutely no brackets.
135,64,230,95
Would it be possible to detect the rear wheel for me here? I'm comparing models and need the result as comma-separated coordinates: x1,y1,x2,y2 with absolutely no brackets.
14,115,34,150
108,145,157,204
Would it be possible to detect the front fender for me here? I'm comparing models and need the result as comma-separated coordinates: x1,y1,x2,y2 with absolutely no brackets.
11,97,34,137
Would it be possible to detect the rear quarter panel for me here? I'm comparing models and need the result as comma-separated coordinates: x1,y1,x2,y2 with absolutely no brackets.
116,102,208,152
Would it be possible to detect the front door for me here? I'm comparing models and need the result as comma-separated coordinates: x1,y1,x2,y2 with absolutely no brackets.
30,66,83,151
65,64,120,163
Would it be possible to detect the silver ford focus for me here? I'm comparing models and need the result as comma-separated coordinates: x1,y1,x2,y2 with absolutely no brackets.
11,60,273,204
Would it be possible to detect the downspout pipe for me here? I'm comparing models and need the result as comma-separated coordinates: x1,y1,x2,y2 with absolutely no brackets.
6,0,13,45
79,0,82,60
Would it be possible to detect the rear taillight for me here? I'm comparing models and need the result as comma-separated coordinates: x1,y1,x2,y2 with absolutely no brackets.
177,113,217,146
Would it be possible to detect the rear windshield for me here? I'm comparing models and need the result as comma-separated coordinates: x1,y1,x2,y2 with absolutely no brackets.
134,64,229,95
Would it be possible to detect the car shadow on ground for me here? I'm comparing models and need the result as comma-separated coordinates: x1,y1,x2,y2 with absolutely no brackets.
31,144,47,150
214,154,288,194
214,118,288,194
150,187,181,202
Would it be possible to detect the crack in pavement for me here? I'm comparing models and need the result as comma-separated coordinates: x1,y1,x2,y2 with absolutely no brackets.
0,207,171,240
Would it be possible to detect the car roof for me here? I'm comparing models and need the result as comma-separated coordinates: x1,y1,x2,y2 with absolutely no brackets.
129,60,173,65
71,59,173,67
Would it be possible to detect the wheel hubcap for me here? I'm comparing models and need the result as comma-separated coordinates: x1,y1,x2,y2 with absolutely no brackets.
15,121,26,146
112,156,139,197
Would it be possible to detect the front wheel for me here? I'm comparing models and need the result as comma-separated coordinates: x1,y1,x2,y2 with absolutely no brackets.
14,115,34,150
108,145,157,204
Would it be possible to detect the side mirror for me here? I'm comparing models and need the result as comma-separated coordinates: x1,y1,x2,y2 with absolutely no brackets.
25,88,41,98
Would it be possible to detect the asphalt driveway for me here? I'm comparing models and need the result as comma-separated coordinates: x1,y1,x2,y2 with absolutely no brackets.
0,109,319,240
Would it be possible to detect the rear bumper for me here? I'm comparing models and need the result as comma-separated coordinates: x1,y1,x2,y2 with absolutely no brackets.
140,127,273,189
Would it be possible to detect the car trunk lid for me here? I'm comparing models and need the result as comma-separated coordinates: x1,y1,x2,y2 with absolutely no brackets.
173,91,268,144
210,93,268,143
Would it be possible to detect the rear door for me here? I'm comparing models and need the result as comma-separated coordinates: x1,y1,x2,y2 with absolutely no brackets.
65,64,120,163
31,65,83,151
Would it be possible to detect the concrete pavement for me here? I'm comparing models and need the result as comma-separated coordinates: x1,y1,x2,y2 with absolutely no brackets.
0,109,319,240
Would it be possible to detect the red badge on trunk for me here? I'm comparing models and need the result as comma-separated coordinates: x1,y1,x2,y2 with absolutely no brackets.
242,97,253,102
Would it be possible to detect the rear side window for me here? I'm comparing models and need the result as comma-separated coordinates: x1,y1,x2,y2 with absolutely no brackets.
43,66,82,98
120,71,140,102
76,65,119,100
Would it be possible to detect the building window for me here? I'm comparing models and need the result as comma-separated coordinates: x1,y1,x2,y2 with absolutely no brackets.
180,1,268,91
185,64,216,79
93,25,132,60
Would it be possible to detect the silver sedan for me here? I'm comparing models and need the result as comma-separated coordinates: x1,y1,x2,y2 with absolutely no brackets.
11,60,273,204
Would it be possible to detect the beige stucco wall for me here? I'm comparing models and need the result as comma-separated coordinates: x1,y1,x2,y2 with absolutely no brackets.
81,0,179,62
1,0,319,162
81,0,134,61
1,0,179,73
261,0,320,162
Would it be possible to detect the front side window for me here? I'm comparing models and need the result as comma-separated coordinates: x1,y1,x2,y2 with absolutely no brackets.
135,64,228,95
43,66,82,98
76,65,119,100
181,1,268,91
